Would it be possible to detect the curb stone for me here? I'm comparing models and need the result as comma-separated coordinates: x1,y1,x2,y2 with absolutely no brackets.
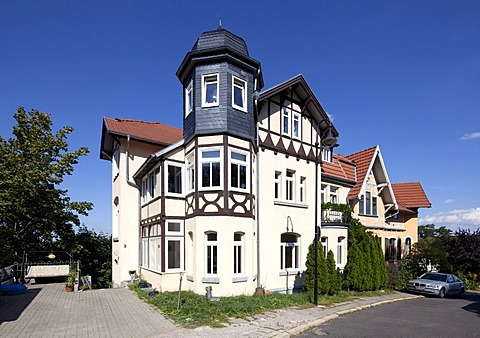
278,295,423,337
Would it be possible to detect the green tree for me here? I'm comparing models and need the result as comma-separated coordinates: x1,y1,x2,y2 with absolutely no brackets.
326,250,341,295
445,228,480,276
68,225,111,288
304,241,329,297
0,107,93,265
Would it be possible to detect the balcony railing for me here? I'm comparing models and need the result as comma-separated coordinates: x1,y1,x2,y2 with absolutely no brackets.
321,208,347,226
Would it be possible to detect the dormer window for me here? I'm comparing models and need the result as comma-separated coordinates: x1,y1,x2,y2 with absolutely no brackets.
202,74,219,107
185,81,193,116
232,76,247,112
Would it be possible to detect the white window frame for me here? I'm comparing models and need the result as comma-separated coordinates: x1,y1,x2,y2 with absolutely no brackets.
229,148,249,192
232,76,247,112
233,232,244,276
164,220,184,273
286,170,295,201
200,148,223,190
141,167,159,204
292,112,301,139
186,151,195,193
321,147,332,162
321,236,328,258
274,171,281,200
205,232,218,276
185,81,193,117
321,184,326,204
282,106,291,136
202,74,219,107
280,233,299,271
165,162,183,196
329,186,338,204
405,237,412,257
299,177,306,203
337,236,345,266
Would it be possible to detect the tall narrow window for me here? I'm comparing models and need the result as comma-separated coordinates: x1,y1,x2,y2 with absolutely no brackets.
186,152,195,193
321,237,328,258
230,150,248,190
274,171,281,199
232,76,247,111
206,232,218,275
185,81,193,116
299,177,306,203
202,74,219,107
282,106,291,136
149,170,157,198
372,196,377,216
292,112,300,139
405,238,412,257
359,194,365,214
337,237,344,265
167,164,182,194
321,185,326,204
286,170,295,201
165,221,184,272
280,233,299,270
233,232,244,275
365,191,371,215
330,186,338,203
201,149,221,189
397,238,402,261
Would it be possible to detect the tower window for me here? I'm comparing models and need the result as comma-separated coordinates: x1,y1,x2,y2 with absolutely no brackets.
202,74,219,107
185,81,193,116
232,76,247,112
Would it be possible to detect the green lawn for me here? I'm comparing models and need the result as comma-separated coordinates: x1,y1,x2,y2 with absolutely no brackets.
129,284,392,328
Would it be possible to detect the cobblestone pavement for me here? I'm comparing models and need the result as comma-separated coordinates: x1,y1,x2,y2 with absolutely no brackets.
0,283,421,338
0,283,176,337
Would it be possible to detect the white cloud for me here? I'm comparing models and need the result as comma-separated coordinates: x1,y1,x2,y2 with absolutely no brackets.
460,132,480,140
326,112,335,122
443,199,455,204
420,207,480,232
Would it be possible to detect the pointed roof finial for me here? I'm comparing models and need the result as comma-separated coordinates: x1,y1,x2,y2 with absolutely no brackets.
218,18,223,29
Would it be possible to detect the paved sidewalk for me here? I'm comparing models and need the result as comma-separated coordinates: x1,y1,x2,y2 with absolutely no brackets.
0,283,176,337
0,283,421,338
151,292,422,338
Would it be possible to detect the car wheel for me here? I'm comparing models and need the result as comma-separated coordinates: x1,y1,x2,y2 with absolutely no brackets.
458,288,465,298
439,287,445,298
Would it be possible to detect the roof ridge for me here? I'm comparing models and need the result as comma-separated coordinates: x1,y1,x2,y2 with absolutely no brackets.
346,145,378,158
105,117,182,130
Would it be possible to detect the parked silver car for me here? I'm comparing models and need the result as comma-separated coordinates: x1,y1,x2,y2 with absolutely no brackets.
407,272,465,298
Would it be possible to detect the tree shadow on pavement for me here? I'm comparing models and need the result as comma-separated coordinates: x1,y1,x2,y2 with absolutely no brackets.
461,292,480,317
0,287,42,324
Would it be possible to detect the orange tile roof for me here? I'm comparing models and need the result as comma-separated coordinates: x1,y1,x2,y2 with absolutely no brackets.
104,117,183,146
322,154,356,184
345,146,377,199
392,182,431,209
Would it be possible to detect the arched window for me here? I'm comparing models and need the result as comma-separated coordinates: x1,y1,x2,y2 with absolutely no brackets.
405,238,412,257
205,232,218,275
396,238,402,261
280,233,299,270
233,232,244,275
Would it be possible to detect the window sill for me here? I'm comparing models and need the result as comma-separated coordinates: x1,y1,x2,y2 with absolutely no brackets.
279,269,300,276
187,275,194,282
202,277,220,284
274,200,308,209
141,195,161,208
232,276,247,283
358,213,378,218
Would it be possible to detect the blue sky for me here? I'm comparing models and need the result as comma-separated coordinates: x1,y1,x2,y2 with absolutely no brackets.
1,1,479,234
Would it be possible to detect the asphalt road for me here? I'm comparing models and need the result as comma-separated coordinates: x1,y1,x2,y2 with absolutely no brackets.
299,292,480,337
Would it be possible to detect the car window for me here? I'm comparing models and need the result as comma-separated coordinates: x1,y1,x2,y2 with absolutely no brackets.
422,273,447,282
447,275,454,283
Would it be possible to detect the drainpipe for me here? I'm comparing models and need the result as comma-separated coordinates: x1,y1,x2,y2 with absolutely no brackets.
256,121,261,289
126,135,141,279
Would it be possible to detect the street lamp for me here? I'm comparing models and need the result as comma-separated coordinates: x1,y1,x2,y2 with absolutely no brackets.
314,122,337,305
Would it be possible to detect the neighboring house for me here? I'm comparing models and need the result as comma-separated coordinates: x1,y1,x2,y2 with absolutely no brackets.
100,26,430,295
345,146,431,261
